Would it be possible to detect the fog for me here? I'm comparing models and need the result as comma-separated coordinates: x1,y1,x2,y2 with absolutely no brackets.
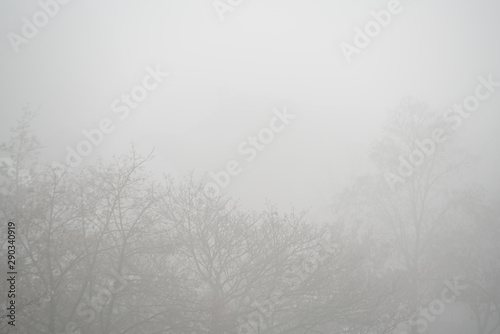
1,0,499,333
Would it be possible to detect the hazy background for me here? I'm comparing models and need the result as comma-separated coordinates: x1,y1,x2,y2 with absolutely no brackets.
1,0,499,217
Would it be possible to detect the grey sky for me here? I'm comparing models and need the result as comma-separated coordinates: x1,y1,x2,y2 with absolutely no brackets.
1,0,499,215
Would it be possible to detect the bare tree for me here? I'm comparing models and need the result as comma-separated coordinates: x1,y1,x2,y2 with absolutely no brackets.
331,98,495,333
